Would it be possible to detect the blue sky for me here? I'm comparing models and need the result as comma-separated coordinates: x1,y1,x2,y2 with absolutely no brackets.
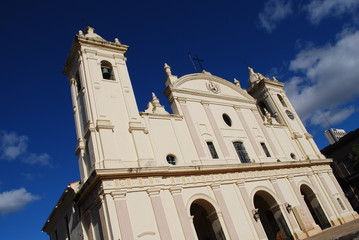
0,0,358,239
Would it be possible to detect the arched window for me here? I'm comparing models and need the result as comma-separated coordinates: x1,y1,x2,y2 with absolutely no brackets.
75,71,82,94
277,94,287,107
166,154,176,165
258,100,269,115
100,61,114,80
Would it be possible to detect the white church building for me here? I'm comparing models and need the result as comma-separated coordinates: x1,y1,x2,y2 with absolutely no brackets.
42,27,358,240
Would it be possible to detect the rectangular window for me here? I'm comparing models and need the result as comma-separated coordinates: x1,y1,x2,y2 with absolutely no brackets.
233,142,250,163
207,142,219,159
260,142,271,157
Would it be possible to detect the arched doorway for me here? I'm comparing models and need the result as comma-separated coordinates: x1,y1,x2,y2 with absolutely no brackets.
190,199,226,240
254,191,293,240
300,185,331,229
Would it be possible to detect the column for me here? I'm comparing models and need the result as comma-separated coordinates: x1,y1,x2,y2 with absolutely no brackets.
236,180,267,240
270,178,303,236
253,111,279,156
98,195,110,240
235,107,262,157
111,190,134,240
287,176,317,228
308,173,337,222
179,100,206,158
203,103,230,157
211,184,238,240
169,187,197,240
147,188,172,240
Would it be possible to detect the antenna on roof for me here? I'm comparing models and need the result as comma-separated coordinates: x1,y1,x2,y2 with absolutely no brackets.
188,53,198,72
320,111,333,129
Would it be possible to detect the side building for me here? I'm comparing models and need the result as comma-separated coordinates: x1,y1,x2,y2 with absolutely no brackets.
321,128,359,213
42,27,358,240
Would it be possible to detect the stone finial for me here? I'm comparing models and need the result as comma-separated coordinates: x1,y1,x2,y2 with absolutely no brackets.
144,92,169,114
78,30,84,36
272,77,278,82
164,63,172,76
85,26,95,34
151,92,160,107
248,67,259,85
248,67,255,75
233,78,241,87
114,38,120,44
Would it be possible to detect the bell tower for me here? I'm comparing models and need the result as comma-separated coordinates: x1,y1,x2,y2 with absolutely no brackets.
247,67,325,160
63,27,153,181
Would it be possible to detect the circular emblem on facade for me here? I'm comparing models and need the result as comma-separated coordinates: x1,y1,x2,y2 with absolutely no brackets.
206,81,220,94
286,110,295,120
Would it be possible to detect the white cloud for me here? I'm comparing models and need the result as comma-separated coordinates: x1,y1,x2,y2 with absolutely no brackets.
258,0,293,33
0,131,53,167
309,106,356,128
22,153,53,168
0,132,28,160
0,188,40,215
286,29,359,127
304,0,359,24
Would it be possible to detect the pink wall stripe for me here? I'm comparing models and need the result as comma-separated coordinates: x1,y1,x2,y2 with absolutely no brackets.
113,194,134,240
212,185,239,240
203,104,230,157
170,189,197,240
148,192,172,240
180,102,206,158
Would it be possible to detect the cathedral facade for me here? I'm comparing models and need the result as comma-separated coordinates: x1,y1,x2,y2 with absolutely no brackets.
42,27,358,240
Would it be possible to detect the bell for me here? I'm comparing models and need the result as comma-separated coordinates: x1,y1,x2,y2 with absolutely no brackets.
102,67,110,74
102,67,111,79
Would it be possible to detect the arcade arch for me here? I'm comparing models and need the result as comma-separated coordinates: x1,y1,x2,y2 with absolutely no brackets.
190,199,226,240
253,190,293,240
300,184,331,229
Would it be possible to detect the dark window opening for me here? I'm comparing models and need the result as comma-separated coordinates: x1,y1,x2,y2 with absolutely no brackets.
166,155,176,165
290,153,296,160
222,113,232,127
101,61,114,80
75,71,82,94
277,94,287,107
260,142,271,157
233,141,250,163
207,142,219,159
258,100,271,116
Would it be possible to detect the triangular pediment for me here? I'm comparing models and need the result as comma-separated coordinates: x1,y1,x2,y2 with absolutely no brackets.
171,72,254,103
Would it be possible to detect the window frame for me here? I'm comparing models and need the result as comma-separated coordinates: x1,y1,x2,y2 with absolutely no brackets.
233,141,250,163
166,154,177,165
100,61,115,80
206,141,219,159
260,142,271,157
